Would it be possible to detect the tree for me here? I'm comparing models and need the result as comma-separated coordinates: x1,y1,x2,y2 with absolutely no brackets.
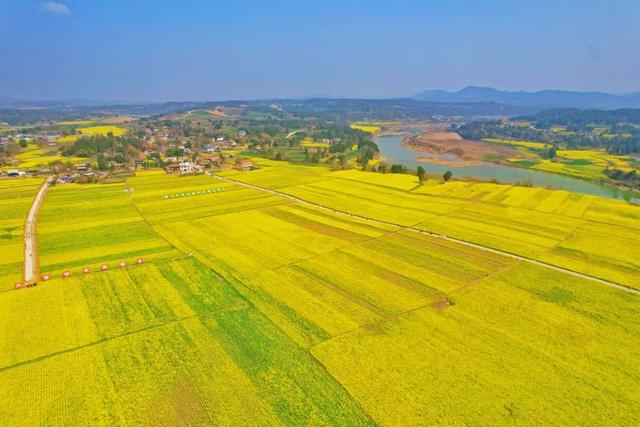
358,147,375,169
390,164,407,174
19,138,28,148
417,166,426,183
443,170,453,182
338,154,347,169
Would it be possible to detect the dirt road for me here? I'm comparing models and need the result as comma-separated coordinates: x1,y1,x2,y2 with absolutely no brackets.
23,177,54,285
209,171,640,296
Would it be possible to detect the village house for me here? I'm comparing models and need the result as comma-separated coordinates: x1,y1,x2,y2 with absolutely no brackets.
166,162,181,173
197,154,222,168
234,159,254,171
179,161,195,174
163,156,188,164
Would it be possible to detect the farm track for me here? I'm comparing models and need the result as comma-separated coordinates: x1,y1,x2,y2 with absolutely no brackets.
209,172,640,296
22,176,55,285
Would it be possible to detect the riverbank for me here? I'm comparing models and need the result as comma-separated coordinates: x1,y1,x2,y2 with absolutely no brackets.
401,127,521,167
374,131,640,201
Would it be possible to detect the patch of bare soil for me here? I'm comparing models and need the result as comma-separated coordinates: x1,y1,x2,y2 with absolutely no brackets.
103,116,135,124
431,297,451,311
208,105,243,117
403,126,521,166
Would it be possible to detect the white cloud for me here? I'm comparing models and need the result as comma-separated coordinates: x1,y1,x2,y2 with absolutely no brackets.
41,2,70,15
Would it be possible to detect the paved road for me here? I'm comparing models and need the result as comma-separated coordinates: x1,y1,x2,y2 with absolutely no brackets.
23,177,54,285
209,171,640,296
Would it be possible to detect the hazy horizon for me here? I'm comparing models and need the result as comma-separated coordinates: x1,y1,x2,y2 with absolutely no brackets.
2,0,640,102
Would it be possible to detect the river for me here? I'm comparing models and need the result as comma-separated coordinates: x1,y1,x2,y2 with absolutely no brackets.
374,133,639,201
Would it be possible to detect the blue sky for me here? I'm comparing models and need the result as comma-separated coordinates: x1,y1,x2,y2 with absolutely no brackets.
1,0,639,101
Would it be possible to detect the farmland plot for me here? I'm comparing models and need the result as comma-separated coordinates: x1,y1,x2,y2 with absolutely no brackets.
418,203,583,258
283,178,469,225
0,178,43,289
311,262,640,425
153,202,395,280
219,159,332,189
128,172,287,223
37,183,179,276
538,222,640,288
253,165,638,286
130,172,515,348
5,166,636,425
0,258,371,425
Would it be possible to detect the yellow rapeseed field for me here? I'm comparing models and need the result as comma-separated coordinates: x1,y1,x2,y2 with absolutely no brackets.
350,123,381,133
2,161,639,424
311,262,640,424
37,183,180,276
0,258,369,424
0,178,43,288
57,125,127,143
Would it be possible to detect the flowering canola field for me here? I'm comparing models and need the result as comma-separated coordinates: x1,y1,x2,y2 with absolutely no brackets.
0,178,43,288
0,258,369,425
1,162,639,424
125,164,640,424
37,183,180,277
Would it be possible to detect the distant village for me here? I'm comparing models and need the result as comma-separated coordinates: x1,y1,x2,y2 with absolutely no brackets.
0,120,256,183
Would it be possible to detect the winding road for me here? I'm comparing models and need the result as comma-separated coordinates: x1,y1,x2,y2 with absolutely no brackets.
22,177,54,286
208,171,640,296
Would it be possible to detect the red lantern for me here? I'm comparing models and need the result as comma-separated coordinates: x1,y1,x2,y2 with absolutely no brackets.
15,282,23,289
119,261,126,268
136,257,143,265
101,264,108,271
63,271,71,278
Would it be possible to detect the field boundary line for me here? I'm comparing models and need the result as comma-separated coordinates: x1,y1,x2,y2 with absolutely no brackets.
407,182,640,234
0,303,248,374
125,187,189,257
210,172,640,296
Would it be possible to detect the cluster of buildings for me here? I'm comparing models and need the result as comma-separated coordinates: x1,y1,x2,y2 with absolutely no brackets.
165,157,255,175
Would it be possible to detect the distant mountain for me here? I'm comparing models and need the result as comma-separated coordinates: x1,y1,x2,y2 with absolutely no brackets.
413,86,640,109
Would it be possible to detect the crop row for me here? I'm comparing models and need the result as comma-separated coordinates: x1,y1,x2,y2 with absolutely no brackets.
0,257,370,425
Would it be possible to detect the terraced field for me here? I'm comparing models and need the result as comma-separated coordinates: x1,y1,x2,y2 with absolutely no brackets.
2,162,639,424
0,178,43,288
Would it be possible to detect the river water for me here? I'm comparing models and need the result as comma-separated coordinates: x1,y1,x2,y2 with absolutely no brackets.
374,133,638,201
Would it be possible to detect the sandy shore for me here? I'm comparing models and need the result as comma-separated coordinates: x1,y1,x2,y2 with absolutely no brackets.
401,126,521,165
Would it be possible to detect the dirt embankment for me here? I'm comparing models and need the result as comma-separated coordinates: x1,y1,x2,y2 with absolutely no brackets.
402,126,522,166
